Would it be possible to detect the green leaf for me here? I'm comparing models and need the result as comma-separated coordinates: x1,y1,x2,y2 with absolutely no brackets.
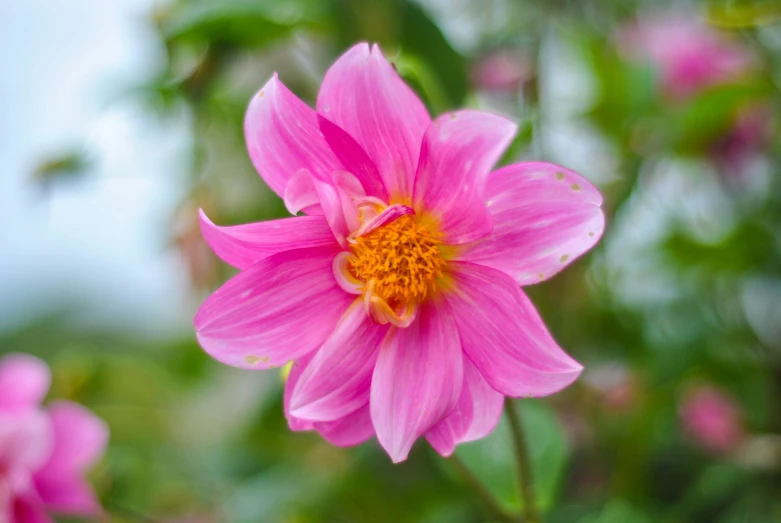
161,0,325,47
399,1,468,108
453,401,569,513
393,54,451,115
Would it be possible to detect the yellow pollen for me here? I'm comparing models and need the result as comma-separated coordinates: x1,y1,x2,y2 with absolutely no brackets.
349,215,446,308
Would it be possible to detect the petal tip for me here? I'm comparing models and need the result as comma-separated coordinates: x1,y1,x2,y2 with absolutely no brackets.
197,208,214,231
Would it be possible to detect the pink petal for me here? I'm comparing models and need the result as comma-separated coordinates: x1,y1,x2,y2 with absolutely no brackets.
199,209,337,270
317,43,430,198
425,357,504,457
12,496,54,523
332,170,365,232
291,301,388,422
33,402,106,516
314,404,375,448
458,162,604,285
36,401,108,476
284,354,315,432
194,246,354,370
307,170,378,246
0,353,50,412
370,302,463,463
413,110,516,244
0,411,53,473
244,74,342,196
283,169,323,216
318,116,387,200
35,477,100,516
312,175,351,248
446,261,583,397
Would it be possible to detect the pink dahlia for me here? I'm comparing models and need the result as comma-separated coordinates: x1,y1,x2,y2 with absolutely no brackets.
0,353,108,522
195,43,605,462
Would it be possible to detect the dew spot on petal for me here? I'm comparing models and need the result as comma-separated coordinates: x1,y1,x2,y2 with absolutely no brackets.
538,273,545,279
323,103,330,112
245,356,262,366
555,172,565,181
571,183,581,191
449,113,457,120
588,232,595,237
560,254,570,263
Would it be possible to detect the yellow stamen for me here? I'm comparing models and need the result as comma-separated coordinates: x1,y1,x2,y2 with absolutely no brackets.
349,215,446,309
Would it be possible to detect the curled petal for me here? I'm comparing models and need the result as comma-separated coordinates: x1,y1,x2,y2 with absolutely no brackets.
291,301,387,422
363,280,418,328
413,110,516,244
284,169,323,216
332,252,363,295
446,261,583,397
371,302,463,463
194,247,354,370
317,43,430,198
426,357,504,457
0,353,50,413
199,209,336,270
458,162,604,285
245,74,342,195
350,204,415,241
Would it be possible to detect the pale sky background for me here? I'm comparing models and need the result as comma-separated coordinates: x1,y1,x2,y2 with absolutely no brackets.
0,0,194,336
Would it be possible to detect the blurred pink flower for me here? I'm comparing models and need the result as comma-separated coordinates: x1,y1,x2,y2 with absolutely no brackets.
712,102,774,179
471,50,532,93
0,354,108,523
194,43,605,463
680,384,745,454
619,15,754,98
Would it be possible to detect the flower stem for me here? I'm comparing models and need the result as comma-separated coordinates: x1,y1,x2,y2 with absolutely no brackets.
449,454,519,523
505,399,540,523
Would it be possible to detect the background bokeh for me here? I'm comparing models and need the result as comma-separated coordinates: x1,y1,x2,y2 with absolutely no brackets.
2,0,781,521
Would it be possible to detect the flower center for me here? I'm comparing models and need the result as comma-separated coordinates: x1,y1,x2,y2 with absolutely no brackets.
348,214,446,309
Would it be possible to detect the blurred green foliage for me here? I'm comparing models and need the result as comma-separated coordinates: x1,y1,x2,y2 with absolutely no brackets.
6,0,781,521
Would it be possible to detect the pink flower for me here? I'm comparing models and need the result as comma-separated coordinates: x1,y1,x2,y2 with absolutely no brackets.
680,384,745,454
470,50,532,93
195,43,605,462
619,15,754,98
0,354,108,522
